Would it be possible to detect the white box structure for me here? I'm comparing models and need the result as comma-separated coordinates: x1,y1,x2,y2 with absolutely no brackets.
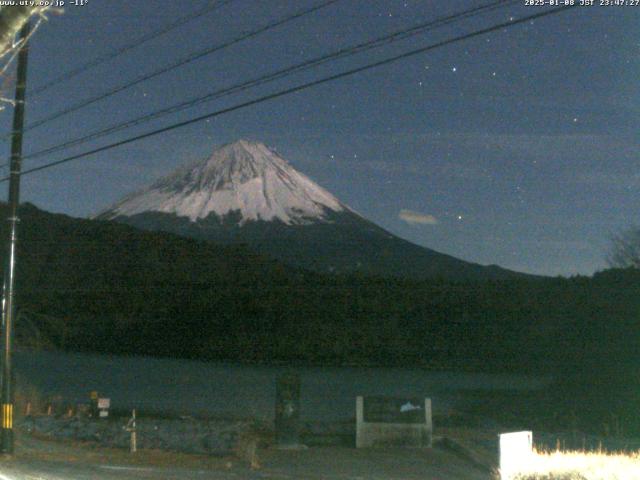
356,396,432,448
499,431,533,480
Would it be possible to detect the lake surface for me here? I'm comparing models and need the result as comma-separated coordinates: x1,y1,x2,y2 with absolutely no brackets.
14,349,549,421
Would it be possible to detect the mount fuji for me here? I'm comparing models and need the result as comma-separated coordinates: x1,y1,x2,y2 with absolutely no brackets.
97,140,522,280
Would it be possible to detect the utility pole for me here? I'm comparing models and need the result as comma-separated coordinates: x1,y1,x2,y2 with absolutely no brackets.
0,20,31,455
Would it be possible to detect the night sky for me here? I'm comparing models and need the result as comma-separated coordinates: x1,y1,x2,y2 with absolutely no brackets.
0,0,638,276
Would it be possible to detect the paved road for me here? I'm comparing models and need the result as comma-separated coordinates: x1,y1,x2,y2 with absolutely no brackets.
0,433,493,480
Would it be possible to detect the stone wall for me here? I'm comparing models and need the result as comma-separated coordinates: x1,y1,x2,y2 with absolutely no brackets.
19,414,254,455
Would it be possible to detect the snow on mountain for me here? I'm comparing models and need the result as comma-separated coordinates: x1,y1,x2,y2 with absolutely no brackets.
99,140,345,225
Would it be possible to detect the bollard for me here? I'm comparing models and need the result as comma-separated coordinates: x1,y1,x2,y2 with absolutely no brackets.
275,372,302,449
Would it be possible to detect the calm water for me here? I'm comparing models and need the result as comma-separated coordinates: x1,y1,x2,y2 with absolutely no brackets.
14,349,549,421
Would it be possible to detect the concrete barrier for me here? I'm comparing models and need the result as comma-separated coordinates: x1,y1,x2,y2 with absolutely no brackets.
499,431,533,480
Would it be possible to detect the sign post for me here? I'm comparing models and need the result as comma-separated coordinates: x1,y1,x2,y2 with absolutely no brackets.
125,409,137,453
97,397,110,418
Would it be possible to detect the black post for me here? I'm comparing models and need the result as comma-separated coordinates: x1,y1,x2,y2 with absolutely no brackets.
0,20,31,455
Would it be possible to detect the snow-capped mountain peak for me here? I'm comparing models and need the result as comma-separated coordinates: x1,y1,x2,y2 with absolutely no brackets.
99,140,345,225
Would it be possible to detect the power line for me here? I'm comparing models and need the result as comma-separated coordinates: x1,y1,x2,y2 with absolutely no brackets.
15,0,342,137
29,0,235,97
18,0,519,166
0,5,577,184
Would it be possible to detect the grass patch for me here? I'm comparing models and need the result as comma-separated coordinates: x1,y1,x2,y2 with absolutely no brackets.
503,449,640,480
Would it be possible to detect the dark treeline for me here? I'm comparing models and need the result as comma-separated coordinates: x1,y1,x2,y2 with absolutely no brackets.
3,203,639,373
2,203,640,432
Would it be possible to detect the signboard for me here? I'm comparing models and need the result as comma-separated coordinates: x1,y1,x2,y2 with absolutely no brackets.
356,396,432,448
363,396,426,424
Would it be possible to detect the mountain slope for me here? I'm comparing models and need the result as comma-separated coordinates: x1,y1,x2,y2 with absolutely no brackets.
98,139,525,281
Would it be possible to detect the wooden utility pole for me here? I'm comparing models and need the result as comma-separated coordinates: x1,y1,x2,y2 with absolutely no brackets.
0,19,30,455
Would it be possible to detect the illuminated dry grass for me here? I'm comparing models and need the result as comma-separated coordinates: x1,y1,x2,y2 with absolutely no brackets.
503,449,640,480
